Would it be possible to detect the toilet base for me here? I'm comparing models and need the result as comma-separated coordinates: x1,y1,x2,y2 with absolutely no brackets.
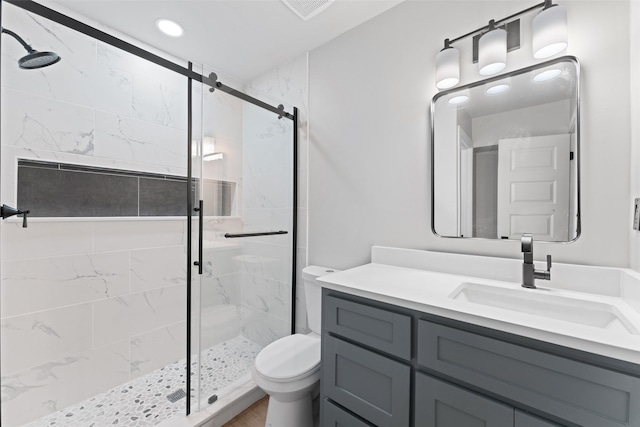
265,394,313,427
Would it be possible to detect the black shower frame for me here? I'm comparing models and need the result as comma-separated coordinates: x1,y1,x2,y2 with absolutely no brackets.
1,0,298,417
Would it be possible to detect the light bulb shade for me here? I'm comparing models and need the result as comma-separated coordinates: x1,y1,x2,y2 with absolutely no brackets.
486,77,511,95
478,28,507,76
448,89,470,105
435,47,460,89
533,68,562,82
533,5,568,59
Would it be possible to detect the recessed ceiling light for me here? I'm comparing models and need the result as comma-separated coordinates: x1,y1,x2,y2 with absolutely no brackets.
156,19,184,37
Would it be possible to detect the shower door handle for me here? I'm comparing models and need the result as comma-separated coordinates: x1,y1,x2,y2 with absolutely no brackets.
194,200,203,275
224,230,288,238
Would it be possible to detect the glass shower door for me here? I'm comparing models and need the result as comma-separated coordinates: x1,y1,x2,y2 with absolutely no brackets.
191,67,295,409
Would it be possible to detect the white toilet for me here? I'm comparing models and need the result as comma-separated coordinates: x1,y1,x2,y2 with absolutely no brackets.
252,265,337,427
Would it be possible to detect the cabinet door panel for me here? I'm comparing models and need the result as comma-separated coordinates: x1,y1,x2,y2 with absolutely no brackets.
515,410,563,427
415,373,513,427
323,335,411,427
417,320,640,427
324,293,411,360
324,400,373,427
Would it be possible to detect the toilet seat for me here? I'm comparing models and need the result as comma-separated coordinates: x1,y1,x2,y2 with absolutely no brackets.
254,334,320,383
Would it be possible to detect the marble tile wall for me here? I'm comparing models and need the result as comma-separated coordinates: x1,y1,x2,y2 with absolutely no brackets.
199,243,243,350
0,4,190,426
0,220,188,426
245,54,310,336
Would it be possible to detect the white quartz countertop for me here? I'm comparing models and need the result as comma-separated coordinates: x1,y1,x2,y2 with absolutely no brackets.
318,258,640,365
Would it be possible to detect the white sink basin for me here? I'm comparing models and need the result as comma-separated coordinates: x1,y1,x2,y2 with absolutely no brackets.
450,282,639,335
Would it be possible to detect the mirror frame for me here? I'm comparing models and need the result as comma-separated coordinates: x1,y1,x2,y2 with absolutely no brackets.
430,55,581,243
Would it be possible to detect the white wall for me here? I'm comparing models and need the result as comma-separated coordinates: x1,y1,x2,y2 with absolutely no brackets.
630,1,640,272
309,1,632,270
472,100,570,148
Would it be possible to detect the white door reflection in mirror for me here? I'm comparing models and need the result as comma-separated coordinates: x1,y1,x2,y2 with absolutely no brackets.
497,135,571,242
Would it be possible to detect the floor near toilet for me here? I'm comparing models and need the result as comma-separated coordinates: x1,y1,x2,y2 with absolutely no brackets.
223,396,268,426
224,396,321,427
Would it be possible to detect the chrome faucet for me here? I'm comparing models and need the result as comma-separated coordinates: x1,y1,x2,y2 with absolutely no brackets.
521,233,552,289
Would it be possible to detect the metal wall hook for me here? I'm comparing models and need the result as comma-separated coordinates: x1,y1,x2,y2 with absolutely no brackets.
1,204,30,227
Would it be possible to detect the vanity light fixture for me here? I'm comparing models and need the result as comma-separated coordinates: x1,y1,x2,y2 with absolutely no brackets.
486,77,511,94
435,39,460,89
155,19,184,37
203,152,224,161
434,0,568,89
533,0,568,59
448,90,470,105
478,20,507,76
486,83,510,94
202,136,224,161
533,68,562,82
448,95,469,105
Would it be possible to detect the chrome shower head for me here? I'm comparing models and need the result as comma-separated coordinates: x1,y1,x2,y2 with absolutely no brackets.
2,27,61,69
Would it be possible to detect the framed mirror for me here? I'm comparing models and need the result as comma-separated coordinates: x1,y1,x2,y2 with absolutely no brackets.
431,56,580,242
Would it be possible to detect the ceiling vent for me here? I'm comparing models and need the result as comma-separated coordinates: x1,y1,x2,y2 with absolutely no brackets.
282,0,335,21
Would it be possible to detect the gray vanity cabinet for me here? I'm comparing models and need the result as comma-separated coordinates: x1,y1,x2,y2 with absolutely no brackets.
417,321,640,427
413,373,564,427
323,294,412,360
323,335,410,427
322,294,411,427
324,400,374,427
515,411,563,427
321,289,640,427
415,372,513,427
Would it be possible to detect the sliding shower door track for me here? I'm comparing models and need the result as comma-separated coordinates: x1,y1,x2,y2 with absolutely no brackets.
3,0,295,120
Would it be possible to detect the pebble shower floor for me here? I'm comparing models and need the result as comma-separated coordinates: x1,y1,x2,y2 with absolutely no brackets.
23,336,263,427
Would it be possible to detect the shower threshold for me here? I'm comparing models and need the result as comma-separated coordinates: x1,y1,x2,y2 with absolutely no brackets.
23,336,262,427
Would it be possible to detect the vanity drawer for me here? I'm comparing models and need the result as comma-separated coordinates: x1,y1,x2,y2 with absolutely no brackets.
417,320,640,427
323,293,412,360
323,334,411,427
323,400,374,427
515,410,563,427
415,372,513,427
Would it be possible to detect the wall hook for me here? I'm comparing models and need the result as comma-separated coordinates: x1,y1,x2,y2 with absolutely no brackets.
1,204,30,227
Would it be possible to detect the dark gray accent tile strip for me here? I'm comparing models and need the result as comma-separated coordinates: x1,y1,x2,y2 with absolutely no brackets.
16,160,235,218
18,167,138,217
139,177,187,216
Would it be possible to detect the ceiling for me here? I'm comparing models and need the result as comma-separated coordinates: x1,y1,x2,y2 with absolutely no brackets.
49,0,405,83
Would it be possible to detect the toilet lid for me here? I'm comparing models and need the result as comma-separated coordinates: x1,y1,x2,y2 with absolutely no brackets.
254,334,321,382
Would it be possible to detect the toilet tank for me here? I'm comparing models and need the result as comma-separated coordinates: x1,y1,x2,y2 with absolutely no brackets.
302,266,339,334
